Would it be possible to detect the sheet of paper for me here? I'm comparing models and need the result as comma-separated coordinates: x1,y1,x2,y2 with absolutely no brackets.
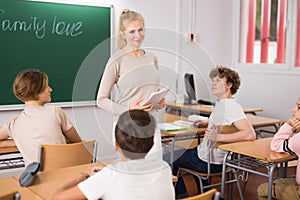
158,123,187,132
142,87,169,106
188,115,209,122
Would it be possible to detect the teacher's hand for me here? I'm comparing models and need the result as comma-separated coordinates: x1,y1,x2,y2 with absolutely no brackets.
130,98,153,112
153,98,165,109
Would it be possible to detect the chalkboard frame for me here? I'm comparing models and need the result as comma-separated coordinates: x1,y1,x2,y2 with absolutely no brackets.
0,0,113,110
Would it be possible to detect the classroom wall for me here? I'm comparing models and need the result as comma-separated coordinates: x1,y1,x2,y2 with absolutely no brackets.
1,0,299,160
179,0,300,120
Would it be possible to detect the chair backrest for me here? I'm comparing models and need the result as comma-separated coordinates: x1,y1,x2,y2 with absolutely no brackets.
176,125,237,195
0,191,21,200
38,140,97,171
203,125,238,179
181,189,220,200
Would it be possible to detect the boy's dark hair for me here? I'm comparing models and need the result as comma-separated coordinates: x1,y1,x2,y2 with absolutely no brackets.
115,110,156,159
209,65,241,95
13,69,48,102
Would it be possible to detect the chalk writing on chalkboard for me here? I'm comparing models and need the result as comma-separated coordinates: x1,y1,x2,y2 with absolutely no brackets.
0,9,83,39
0,0,112,108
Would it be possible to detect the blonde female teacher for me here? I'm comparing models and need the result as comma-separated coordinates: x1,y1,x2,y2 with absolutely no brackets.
96,9,165,159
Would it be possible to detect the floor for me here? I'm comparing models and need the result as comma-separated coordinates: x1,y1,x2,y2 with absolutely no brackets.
185,166,297,200
175,130,296,199
167,131,296,200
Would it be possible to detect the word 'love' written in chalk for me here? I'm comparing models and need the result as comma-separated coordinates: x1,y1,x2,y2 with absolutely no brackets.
0,9,83,39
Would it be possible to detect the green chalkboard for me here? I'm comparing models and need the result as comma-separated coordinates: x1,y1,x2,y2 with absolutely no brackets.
0,0,111,107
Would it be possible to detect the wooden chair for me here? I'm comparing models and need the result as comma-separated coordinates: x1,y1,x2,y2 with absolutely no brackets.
38,140,97,171
176,125,243,197
181,189,220,200
0,191,20,200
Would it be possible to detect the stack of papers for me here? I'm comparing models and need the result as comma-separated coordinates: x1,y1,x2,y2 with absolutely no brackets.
188,114,208,122
142,87,169,106
173,120,194,128
158,123,187,132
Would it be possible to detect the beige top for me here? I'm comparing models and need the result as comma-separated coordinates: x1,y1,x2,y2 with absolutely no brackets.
96,50,160,117
3,105,73,165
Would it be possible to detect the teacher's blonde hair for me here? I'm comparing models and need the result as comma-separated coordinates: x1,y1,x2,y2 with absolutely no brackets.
117,9,144,50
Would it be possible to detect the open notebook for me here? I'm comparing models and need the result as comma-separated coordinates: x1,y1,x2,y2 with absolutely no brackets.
158,123,187,132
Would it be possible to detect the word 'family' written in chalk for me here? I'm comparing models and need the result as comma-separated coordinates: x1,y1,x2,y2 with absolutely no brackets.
0,9,83,39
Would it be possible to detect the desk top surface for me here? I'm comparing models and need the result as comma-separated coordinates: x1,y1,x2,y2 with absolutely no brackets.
166,102,263,114
0,146,19,154
161,113,281,137
245,114,281,127
161,113,205,137
15,163,104,200
218,137,297,162
0,177,43,200
13,161,177,200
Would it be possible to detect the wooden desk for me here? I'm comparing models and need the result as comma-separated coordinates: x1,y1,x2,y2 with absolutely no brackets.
165,102,263,115
161,113,205,140
161,113,205,151
0,177,43,200
161,112,282,149
0,146,19,154
246,114,281,132
161,113,281,137
12,162,177,200
14,163,104,200
219,138,297,200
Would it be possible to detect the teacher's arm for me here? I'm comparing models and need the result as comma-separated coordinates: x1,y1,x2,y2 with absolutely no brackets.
96,61,128,116
152,98,165,110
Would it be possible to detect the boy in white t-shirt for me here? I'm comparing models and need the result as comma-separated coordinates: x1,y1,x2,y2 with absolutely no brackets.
53,110,175,200
0,69,82,165
172,65,256,198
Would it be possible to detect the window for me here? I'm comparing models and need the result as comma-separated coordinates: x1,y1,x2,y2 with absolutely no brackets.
236,0,300,71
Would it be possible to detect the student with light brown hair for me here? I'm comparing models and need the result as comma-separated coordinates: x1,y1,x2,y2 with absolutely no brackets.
0,69,81,166
172,65,256,198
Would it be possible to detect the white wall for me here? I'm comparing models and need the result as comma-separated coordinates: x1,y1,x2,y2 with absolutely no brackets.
187,0,300,120
2,0,299,160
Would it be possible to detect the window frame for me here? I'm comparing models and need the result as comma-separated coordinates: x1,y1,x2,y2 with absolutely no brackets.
233,0,300,75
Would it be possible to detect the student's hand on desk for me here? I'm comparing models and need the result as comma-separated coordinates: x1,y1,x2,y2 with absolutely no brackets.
193,120,208,128
90,165,105,176
204,125,219,141
74,172,90,183
130,98,153,112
